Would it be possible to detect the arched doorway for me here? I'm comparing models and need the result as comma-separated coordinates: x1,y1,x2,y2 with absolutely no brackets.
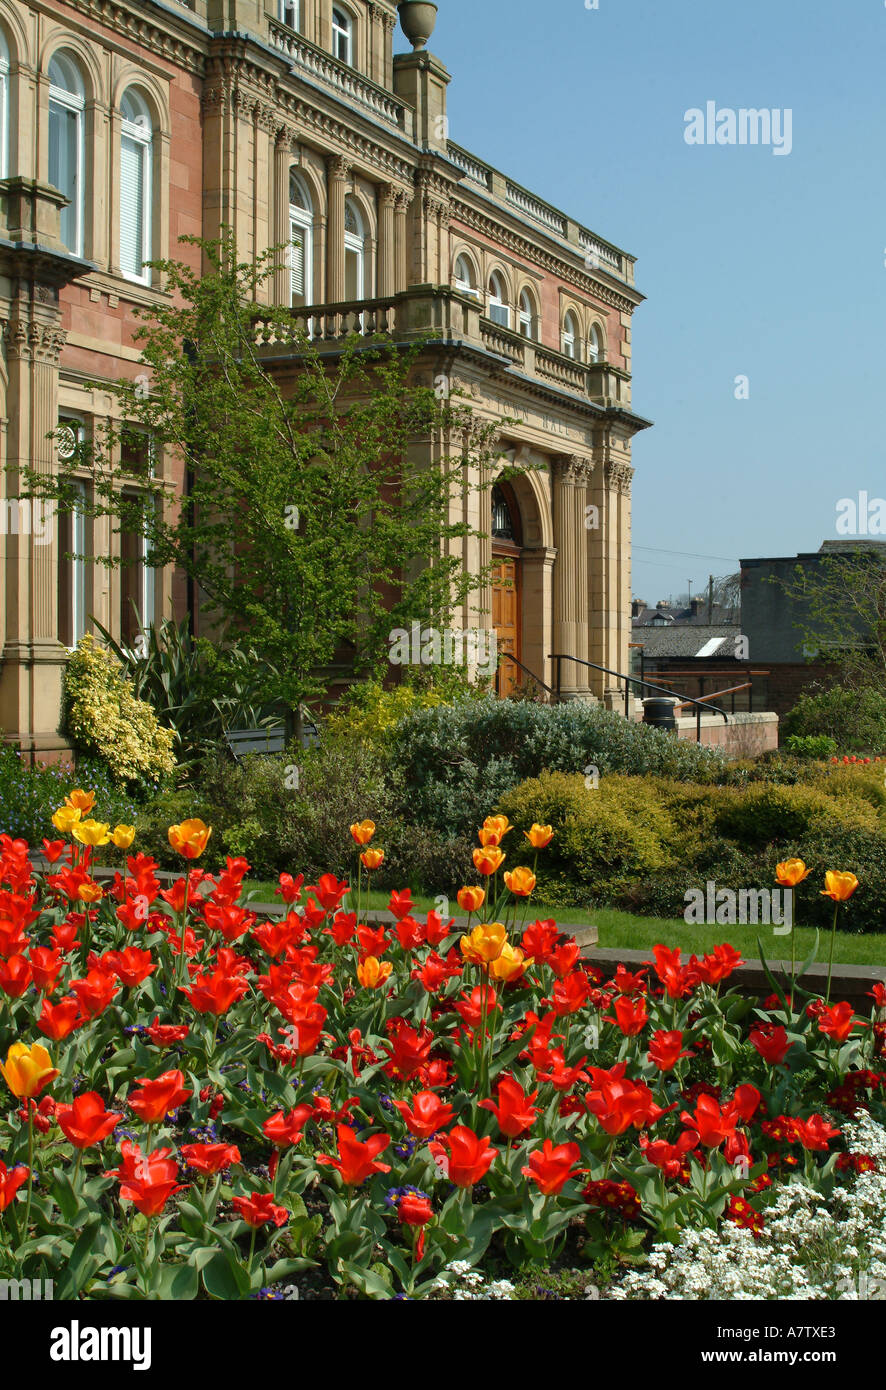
491,481,522,696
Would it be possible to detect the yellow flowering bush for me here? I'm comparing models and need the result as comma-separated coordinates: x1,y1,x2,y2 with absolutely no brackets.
63,636,176,788
324,681,450,744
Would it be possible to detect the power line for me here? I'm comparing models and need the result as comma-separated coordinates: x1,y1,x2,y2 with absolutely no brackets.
634,545,739,563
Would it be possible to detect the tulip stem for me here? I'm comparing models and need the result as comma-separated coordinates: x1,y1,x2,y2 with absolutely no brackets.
22,1109,34,1240
73,1147,84,1188
826,904,839,1005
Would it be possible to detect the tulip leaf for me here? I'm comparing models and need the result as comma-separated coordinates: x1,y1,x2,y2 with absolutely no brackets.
157,1260,199,1300
201,1249,252,1300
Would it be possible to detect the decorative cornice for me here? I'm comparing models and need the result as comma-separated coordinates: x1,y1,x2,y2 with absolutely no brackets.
54,0,206,77
2,317,67,364
451,197,640,316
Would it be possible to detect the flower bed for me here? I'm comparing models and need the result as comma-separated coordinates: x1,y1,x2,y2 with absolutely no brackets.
0,796,883,1300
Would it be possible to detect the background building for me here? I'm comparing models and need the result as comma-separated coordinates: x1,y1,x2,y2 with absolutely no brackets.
0,0,649,758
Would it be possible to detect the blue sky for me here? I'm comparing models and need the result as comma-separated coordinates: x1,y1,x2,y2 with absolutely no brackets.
425,0,886,605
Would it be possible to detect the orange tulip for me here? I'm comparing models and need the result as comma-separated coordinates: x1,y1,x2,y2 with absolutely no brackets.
504,866,536,897
524,823,554,849
473,846,505,876
457,886,486,913
460,921,507,967
483,815,512,840
775,859,811,887
360,848,385,870
488,942,532,983
65,789,96,815
357,956,392,989
350,820,376,846
76,881,104,904
820,871,858,903
477,827,503,847
168,819,212,860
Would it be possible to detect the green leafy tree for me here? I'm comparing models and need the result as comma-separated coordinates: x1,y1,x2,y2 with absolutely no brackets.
771,545,886,690
28,232,510,736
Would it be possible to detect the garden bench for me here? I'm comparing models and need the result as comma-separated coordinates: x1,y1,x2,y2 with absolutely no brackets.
223,717,319,761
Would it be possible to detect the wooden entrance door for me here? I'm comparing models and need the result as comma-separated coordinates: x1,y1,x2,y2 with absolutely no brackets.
492,553,521,696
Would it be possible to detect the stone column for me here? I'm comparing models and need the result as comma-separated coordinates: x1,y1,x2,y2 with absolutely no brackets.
377,183,397,297
326,155,350,303
552,454,593,700
393,188,413,291
587,447,634,704
273,128,295,305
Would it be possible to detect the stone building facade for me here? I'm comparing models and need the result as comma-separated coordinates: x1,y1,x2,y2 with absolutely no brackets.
0,0,649,758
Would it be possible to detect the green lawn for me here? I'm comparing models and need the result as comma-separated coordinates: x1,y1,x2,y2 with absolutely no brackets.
243,880,886,968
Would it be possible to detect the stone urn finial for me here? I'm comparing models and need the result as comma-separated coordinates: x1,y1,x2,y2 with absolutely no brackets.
398,1,438,51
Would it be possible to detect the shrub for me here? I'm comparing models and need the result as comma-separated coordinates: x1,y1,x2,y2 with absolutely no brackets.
711,782,879,846
393,696,728,838
784,733,838,760
64,636,176,791
0,744,139,844
782,685,886,752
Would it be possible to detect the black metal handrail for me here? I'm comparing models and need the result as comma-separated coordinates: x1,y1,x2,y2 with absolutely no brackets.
549,653,729,743
495,651,556,698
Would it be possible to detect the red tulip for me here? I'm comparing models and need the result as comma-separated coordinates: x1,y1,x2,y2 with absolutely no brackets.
28,947,64,994
69,968,119,1019
520,919,559,965
428,1125,497,1188
605,994,649,1037
316,1123,391,1186
102,947,155,988
145,1018,190,1046
180,967,250,1016
307,874,349,913
56,1092,123,1149
639,1130,698,1179
387,889,415,922
0,1160,29,1211
652,944,699,999
792,1114,842,1152
0,954,32,998
398,1191,433,1227
381,1022,434,1081
232,1192,289,1228
647,1030,693,1072
127,1070,192,1124
36,995,81,1041
262,1105,314,1148
534,1048,589,1093
393,1091,455,1140
479,1075,540,1139
521,1139,583,1195
107,1141,187,1216
818,1002,858,1044
584,1065,657,1136
750,1024,790,1066
180,1143,241,1174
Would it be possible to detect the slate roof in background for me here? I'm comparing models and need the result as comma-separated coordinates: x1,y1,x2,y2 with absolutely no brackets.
631,625,741,659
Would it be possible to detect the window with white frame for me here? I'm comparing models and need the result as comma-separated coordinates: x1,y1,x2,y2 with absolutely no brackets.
288,171,313,306
562,310,579,359
488,271,510,328
57,419,88,650
344,196,365,300
49,53,85,257
332,8,352,64
0,30,10,181
588,323,603,363
119,88,153,284
518,289,536,340
121,491,156,647
279,0,299,30
454,253,479,298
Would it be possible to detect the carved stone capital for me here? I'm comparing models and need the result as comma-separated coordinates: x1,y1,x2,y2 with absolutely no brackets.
327,154,352,182
553,453,594,486
605,460,634,495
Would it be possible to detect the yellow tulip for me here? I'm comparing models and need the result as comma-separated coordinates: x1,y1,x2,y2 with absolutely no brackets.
1,1042,59,1099
51,805,81,835
820,870,859,903
524,824,554,850
360,848,385,870
111,824,136,850
72,819,112,848
350,820,376,846
775,858,811,887
457,886,486,913
504,866,537,897
65,789,96,814
488,942,533,983
357,956,392,989
168,819,212,860
459,921,507,967
472,846,505,876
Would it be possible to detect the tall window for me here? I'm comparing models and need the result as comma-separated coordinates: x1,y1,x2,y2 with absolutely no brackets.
344,196,364,300
454,253,479,298
332,8,352,64
119,89,153,284
57,419,88,649
0,31,10,180
120,492,156,647
488,271,510,328
518,289,536,340
562,310,578,359
588,323,603,363
279,0,299,29
288,171,313,306
48,53,85,256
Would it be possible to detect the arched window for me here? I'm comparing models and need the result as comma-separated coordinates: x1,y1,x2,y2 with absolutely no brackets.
279,0,299,30
588,323,603,363
518,288,536,340
332,8,352,64
49,52,85,256
454,253,479,298
491,483,517,541
0,31,10,180
488,271,510,328
288,171,313,306
344,196,364,300
562,310,579,359
119,88,153,284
